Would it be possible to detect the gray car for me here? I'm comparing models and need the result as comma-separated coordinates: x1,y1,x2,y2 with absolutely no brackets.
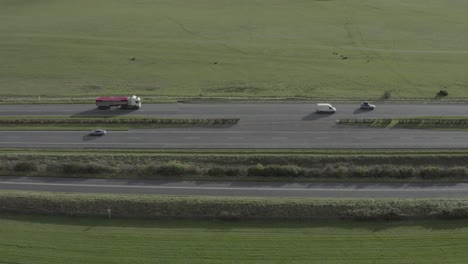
88,129,107,136
360,102,375,110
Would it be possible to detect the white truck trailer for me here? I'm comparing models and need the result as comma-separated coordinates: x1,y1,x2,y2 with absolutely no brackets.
95,95,141,110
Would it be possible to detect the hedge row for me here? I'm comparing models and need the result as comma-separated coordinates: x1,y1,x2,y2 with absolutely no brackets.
5,152,468,167
0,117,239,125
395,119,468,129
339,118,468,129
338,119,391,127
1,192,468,220
7,161,468,180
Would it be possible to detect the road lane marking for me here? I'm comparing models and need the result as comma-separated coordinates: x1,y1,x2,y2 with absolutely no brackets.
1,181,468,192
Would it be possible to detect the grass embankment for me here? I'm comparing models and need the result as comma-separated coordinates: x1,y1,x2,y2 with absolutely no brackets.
338,117,468,129
0,116,239,130
2,0,468,101
2,214,468,264
2,191,468,220
4,150,468,181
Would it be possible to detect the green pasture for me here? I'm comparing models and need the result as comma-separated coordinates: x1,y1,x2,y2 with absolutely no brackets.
2,0,468,100
1,214,468,264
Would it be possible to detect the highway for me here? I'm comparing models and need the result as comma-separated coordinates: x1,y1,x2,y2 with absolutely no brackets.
1,103,468,197
2,176,468,198
0,103,467,148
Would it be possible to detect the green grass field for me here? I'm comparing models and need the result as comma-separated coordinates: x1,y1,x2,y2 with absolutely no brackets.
1,214,468,264
2,0,468,100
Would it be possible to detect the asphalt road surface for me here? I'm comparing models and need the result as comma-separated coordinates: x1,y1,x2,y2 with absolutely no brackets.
2,176,468,198
0,103,468,148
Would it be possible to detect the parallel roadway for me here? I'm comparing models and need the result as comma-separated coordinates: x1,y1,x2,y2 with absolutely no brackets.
0,103,467,149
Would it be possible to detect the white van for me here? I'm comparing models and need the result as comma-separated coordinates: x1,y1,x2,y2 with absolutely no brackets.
316,103,336,113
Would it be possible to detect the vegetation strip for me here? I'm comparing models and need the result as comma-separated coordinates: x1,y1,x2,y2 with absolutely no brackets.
0,116,239,130
2,215,468,264
2,191,468,220
4,151,468,181
338,117,468,129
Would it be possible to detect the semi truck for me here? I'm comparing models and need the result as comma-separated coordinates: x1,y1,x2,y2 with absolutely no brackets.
95,95,141,110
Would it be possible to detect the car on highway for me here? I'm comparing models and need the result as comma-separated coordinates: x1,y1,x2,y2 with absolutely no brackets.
360,102,375,110
88,129,107,136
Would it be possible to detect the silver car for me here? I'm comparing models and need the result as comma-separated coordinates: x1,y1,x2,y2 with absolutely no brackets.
88,129,107,136
360,102,375,110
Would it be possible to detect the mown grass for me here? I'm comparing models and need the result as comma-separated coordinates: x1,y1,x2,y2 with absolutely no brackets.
2,0,468,101
0,116,239,130
1,214,468,264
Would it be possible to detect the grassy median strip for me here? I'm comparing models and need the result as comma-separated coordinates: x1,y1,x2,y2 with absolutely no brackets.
338,116,468,129
4,150,468,182
0,116,239,130
2,213,468,264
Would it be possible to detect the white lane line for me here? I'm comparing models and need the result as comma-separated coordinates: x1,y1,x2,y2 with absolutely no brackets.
0,181,467,192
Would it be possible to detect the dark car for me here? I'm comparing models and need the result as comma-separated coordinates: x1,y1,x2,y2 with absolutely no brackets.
88,129,107,136
360,102,375,110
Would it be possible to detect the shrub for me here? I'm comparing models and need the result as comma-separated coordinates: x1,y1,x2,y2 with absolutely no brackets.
437,90,448,97
322,164,349,178
447,167,467,178
154,161,198,176
263,165,305,177
14,161,37,172
247,163,265,177
333,165,349,178
206,167,225,177
383,90,392,100
306,168,322,178
225,168,241,177
397,167,417,179
367,165,400,178
206,167,241,177
247,164,304,177
420,166,443,180
62,163,110,174
351,166,369,178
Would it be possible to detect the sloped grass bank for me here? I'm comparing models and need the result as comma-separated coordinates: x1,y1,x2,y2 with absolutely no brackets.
2,214,468,264
2,191,468,220
338,117,468,129
0,116,239,130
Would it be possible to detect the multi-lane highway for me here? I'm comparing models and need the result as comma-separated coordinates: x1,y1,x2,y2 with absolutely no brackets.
1,103,468,197
0,103,467,148
2,176,468,198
